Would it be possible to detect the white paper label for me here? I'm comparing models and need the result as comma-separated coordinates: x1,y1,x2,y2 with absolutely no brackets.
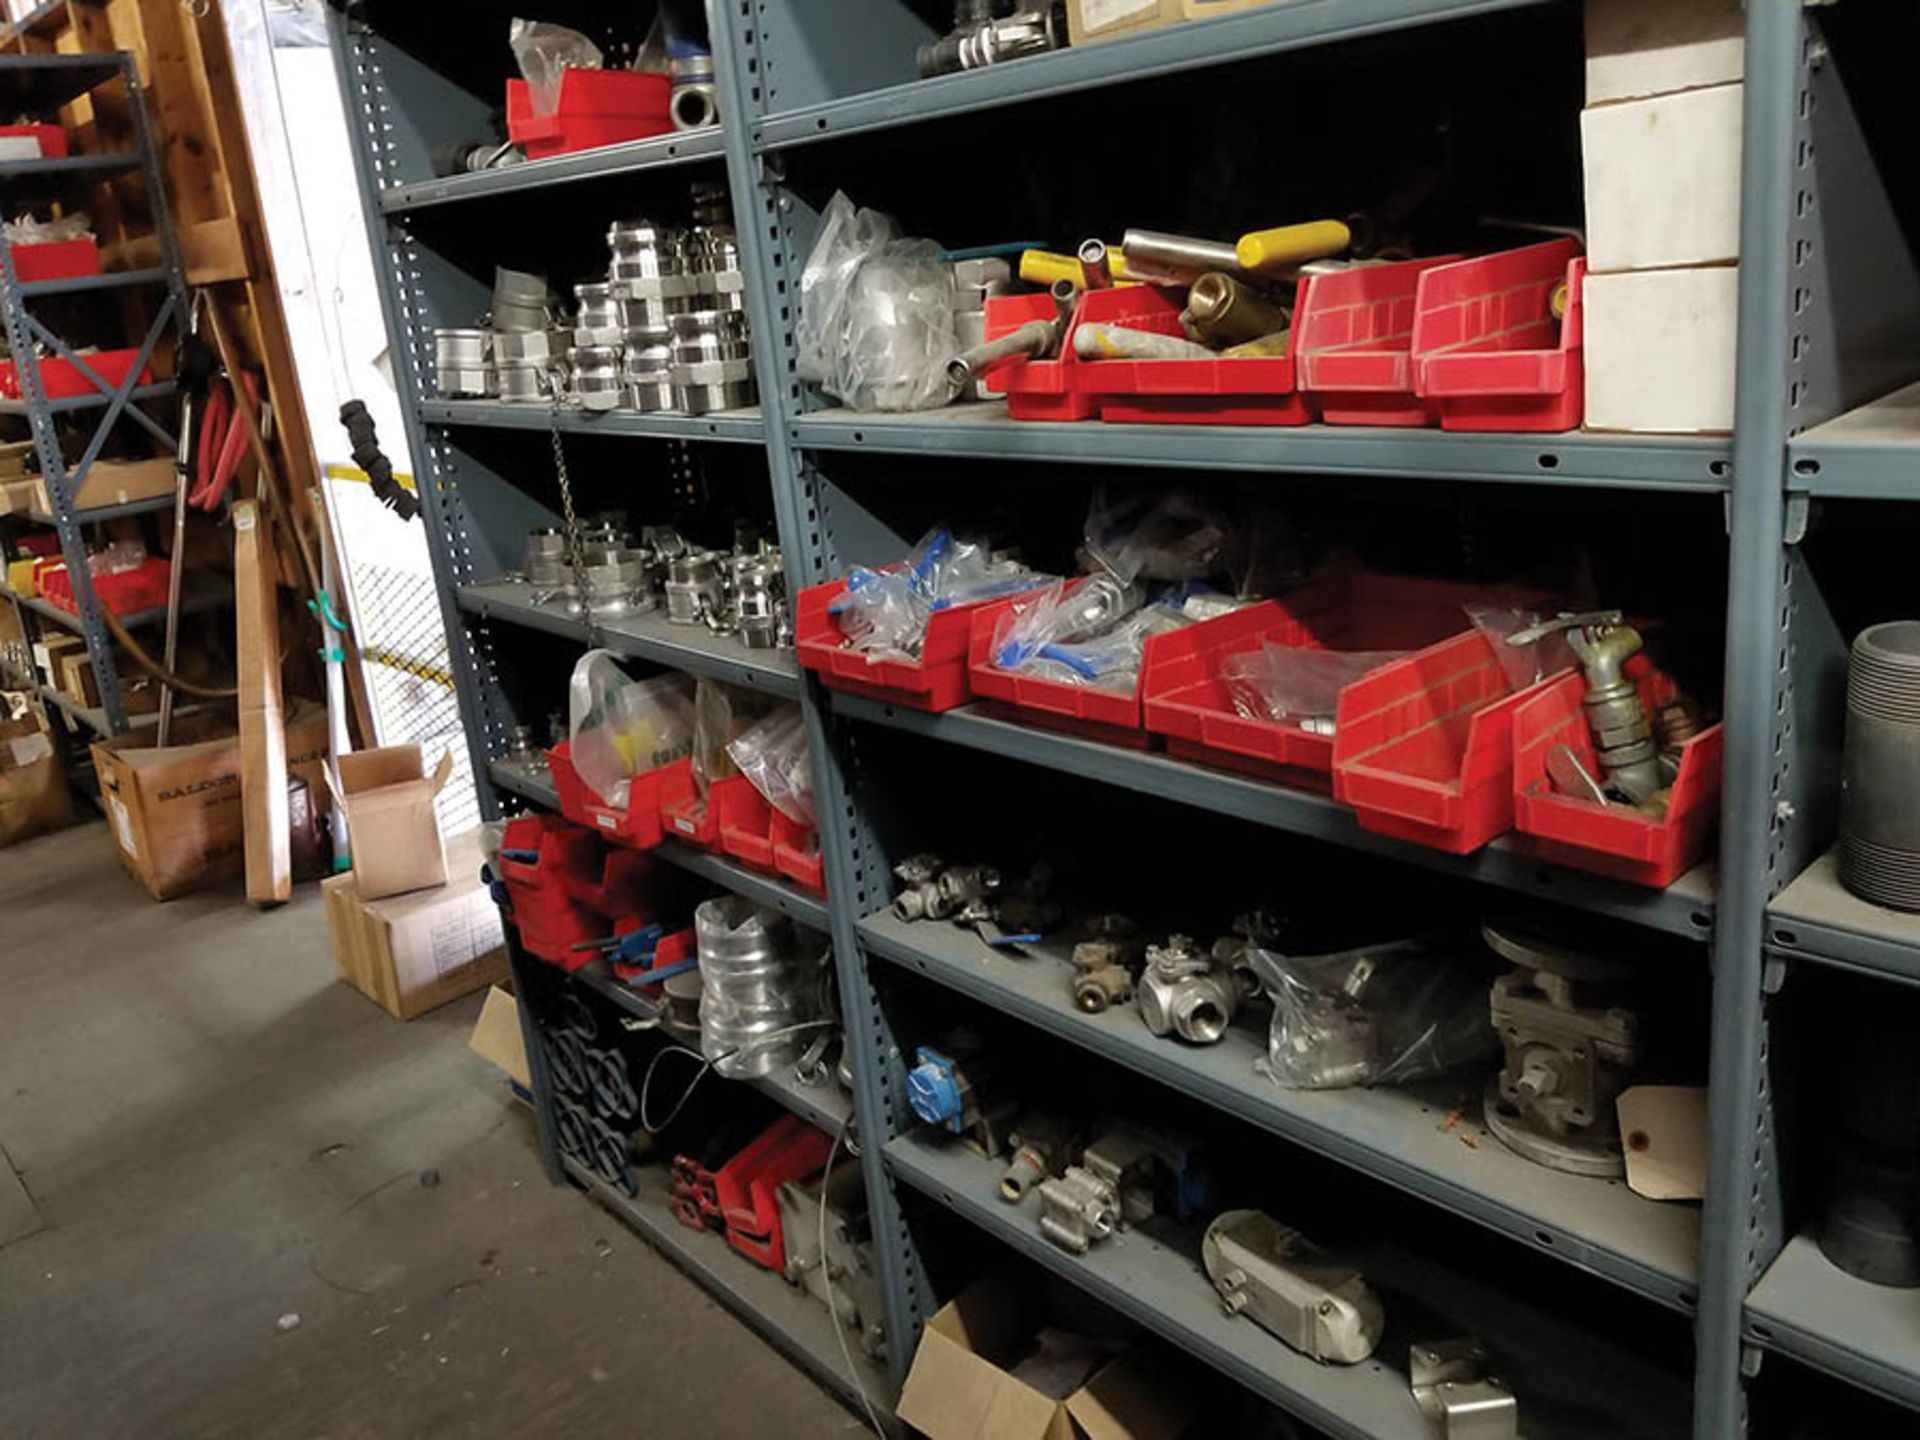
596,813,617,830
7,732,51,767
109,795,136,856
1080,0,1158,29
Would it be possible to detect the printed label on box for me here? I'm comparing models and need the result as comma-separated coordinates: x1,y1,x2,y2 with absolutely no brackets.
1082,0,1158,27
109,795,136,856
7,732,50,767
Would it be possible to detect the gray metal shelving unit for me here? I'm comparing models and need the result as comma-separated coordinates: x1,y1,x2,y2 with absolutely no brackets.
0,52,194,743
328,1,1920,1434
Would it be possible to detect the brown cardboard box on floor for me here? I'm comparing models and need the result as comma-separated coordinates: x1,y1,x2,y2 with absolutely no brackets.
469,985,530,1087
898,1271,1195,1440
0,702,72,847
329,744,453,900
89,705,331,900
323,829,507,1020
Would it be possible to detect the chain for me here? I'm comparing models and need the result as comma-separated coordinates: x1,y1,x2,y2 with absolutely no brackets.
548,390,596,641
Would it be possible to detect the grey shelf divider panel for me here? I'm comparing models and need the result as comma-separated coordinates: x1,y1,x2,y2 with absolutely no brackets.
328,1,1900,1433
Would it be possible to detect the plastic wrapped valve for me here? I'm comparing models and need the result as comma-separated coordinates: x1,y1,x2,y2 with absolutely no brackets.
508,19,603,117
1080,486,1234,586
696,897,829,1079
5,211,93,247
831,527,1038,662
1220,641,1409,726
727,705,815,826
567,650,695,808
989,576,1194,692
796,191,958,412
1465,597,1581,690
1247,940,1499,1091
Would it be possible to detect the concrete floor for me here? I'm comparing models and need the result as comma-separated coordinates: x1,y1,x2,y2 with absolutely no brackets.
0,822,866,1440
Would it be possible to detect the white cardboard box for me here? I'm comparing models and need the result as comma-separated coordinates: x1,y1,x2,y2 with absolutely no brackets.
1586,0,1745,105
1584,267,1739,435
1582,82,1744,273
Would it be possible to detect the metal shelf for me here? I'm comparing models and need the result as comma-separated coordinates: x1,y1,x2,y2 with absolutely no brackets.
1746,1233,1920,1413
832,695,1717,939
0,53,125,111
753,0,1547,149
561,1156,891,1419
0,380,175,417
380,128,728,213
862,909,1702,1311
0,150,142,189
419,397,763,445
36,683,211,737
457,578,800,697
3,578,230,636
17,267,170,300
1787,380,1920,499
887,1131,1691,1440
19,492,176,526
790,404,1732,492
487,756,829,931
1766,849,1920,986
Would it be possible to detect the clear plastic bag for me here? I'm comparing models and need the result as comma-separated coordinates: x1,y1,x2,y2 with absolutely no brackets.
1248,940,1499,1091
691,678,774,796
1080,487,1232,585
1220,641,1408,724
696,897,828,1078
1465,599,1579,690
831,528,1036,662
5,211,93,246
727,705,814,825
990,577,1194,691
90,539,148,577
509,19,603,117
567,651,695,808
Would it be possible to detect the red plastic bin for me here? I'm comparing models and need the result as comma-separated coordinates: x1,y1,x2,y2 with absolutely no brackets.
1412,241,1585,433
718,777,776,869
1142,570,1502,778
548,740,669,849
12,238,99,284
1332,630,1562,853
0,348,152,400
1511,667,1723,887
0,124,68,158
980,290,1096,421
796,575,1043,712
660,762,732,851
769,810,825,894
39,556,171,617
713,1116,833,1272
1295,257,1459,426
1071,284,1314,426
965,578,1167,745
496,813,605,965
505,71,672,160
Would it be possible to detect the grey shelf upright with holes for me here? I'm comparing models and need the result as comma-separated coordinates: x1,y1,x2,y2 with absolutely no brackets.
327,1,1920,1434
0,54,193,743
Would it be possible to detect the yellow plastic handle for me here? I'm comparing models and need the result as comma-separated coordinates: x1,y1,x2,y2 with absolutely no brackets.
1018,247,1140,289
1234,220,1352,274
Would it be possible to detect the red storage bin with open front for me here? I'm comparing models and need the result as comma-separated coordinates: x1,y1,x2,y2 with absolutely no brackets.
0,347,152,400
1412,240,1586,433
1143,570,1501,779
770,809,825,893
1070,284,1313,426
797,575,1041,712
39,556,170,617
1511,666,1723,887
0,124,67,157
662,765,750,851
547,740,669,849
1295,257,1458,426
714,1116,834,1272
1333,630,1561,853
505,71,672,160
979,290,1096,421
495,813,605,965
12,238,99,284
717,777,776,869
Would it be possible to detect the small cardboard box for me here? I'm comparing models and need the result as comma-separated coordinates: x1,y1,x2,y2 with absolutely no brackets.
469,985,531,1088
89,706,332,900
898,1272,1194,1440
28,457,177,516
0,704,71,848
1585,0,1744,106
1179,0,1275,19
58,649,160,714
33,633,85,689
1584,266,1739,434
331,744,453,900
323,829,506,1021
1582,82,1743,273
1066,0,1182,46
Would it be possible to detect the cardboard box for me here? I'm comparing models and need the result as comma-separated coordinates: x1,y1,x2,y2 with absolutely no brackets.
323,829,507,1020
1066,0,1181,46
89,706,331,900
330,744,453,900
33,632,85,689
1584,267,1738,434
1582,82,1743,273
1586,0,1744,106
469,985,531,1088
898,1272,1194,1440
58,649,160,714
11,457,176,517
1180,0,1275,18
0,704,71,847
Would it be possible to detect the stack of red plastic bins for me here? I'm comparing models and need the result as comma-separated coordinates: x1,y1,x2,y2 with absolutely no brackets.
0,123,67,157
1295,257,1459,425
548,740,671,848
966,578,1175,746
505,71,672,159
714,1116,833,1271
1142,570,1495,781
39,556,171,616
769,809,825,893
495,813,606,964
11,238,99,284
979,290,1096,421
1333,630,1561,853
1070,285,1313,426
1412,240,1586,433
659,759,733,849
1511,664,1723,886
796,576,1038,712
717,777,776,869
0,348,152,400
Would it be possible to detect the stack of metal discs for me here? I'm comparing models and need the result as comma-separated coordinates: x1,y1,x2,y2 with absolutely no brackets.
669,309,755,414
1840,620,1920,910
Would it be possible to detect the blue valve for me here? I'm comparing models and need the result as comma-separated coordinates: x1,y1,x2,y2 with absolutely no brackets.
906,1046,965,1131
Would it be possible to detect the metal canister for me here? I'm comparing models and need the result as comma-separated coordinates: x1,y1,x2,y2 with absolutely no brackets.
731,551,787,649
492,267,549,333
668,309,755,414
688,225,748,313
664,548,725,625
1840,621,1920,910
495,361,550,404
524,527,569,591
578,547,652,618
573,281,623,349
621,321,676,413
571,344,624,412
609,221,697,327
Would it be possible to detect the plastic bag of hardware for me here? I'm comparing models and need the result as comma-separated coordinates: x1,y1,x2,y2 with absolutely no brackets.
1249,940,1499,1091
690,678,775,796
1465,600,1579,690
1080,487,1232,585
832,528,1036,661
990,577,1194,690
727,706,815,825
508,19,603,117
4,211,93,246
696,897,829,1078
1220,640,1409,724
567,651,695,808
797,192,895,392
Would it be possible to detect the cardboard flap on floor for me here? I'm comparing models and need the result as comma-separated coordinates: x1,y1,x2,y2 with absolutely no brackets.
331,744,452,900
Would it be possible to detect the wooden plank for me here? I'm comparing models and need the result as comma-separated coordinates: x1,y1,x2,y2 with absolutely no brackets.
234,498,290,906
